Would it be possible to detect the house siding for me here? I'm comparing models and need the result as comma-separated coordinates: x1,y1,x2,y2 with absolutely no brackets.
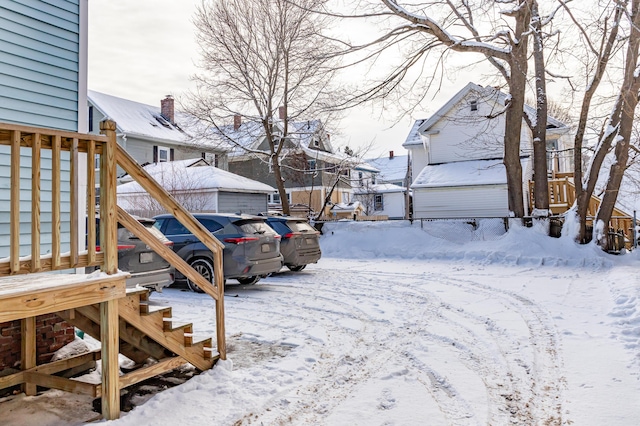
0,0,83,258
413,185,509,219
218,192,266,215
0,0,81,131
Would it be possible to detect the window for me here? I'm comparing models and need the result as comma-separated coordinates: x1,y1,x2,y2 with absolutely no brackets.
199,219,224,233
88,106,93,132
342,192,350,204
374,194,383,211
358,171,363,187
470,99,478,112
546,139,559,172
307,159,316,171
313,138,320,148
269,192,291,204
158,146,170,162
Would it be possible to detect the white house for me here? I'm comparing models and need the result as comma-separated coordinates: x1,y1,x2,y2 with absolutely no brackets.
353,183,408,219
360,151,410,219
404,82,573,219
117,158,275,216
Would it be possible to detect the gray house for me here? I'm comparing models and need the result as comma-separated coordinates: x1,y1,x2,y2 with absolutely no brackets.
88,91,231,177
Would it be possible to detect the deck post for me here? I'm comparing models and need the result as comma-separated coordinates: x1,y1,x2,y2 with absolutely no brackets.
21,316,36,395
214,249,226,360
99,120,121,419
100,299,120,419
99,120,118,275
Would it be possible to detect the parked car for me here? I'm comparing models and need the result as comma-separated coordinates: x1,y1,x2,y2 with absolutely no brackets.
153,213,284,291
262,216,321,271
93,216,175,292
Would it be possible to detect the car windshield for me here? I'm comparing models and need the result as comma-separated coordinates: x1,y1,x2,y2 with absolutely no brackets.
236,220,277,235
287,221,316,233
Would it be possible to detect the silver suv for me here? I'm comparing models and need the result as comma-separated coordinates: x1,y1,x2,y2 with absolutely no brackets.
153,213,284,290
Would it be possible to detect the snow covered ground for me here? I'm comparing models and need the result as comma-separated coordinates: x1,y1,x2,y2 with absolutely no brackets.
2,220,640,425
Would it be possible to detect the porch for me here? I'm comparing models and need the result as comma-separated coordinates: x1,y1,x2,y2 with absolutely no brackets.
0,121,226,420
529,174,634,250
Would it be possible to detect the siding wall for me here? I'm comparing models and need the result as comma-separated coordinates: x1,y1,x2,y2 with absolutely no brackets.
413,185,509,219
217,192,266,215
0,0,82,131
0,0,83,258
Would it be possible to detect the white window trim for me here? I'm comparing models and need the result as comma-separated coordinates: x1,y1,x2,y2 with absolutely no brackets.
158,145,170,162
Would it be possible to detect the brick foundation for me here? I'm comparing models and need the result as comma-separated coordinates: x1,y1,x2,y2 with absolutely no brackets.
0,314,76,371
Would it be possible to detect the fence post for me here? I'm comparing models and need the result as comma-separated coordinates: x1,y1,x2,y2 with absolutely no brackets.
634,210,637,249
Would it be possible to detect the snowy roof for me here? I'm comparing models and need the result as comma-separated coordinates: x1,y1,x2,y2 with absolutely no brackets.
353,183,406,194
403,82,569,147
331,201,363,212
116,159,275,194
412,158,529,188
88,90,230,151
365,154,409,183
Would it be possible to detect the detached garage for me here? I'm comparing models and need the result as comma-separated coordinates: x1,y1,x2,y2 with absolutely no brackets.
117,158,275,216
412,158,528,219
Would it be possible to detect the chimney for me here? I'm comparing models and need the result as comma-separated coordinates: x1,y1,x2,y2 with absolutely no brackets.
160,95,174,123
279,106,286,120
389,150,394,159
234,114,242,130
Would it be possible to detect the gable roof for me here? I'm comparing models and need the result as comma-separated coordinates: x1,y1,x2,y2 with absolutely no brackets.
116,159,275,194
365,154,409,183
88,90,231,151
403,82,570,147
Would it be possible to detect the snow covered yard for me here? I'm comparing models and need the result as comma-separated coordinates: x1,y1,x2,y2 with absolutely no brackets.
2,220,639,425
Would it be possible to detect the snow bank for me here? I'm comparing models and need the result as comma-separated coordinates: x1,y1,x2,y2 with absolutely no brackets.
320,219,623,268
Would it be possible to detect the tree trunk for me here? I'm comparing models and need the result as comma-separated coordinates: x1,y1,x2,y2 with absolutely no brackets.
503,1,532,219
531,0,550,219
595,0,640,247
572,1,625,242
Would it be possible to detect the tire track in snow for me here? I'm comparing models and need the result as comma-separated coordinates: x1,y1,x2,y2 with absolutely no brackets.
208,265,567,425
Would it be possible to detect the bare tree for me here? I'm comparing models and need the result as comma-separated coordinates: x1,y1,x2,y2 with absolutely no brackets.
595,0,640,245
184,0,343,215
323,0,538,218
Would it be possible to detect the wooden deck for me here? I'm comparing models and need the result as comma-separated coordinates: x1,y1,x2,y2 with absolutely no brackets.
0,120,226,420
529,176,634,249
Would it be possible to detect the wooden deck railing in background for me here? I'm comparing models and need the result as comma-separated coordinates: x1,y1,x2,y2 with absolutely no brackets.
529,177,634,249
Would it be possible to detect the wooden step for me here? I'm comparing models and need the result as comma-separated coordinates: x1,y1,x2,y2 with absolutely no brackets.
140,307,172,330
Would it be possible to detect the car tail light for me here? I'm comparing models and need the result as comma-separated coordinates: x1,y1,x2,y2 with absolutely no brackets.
283,232,301,239
164,241,174,247
223,236,260,244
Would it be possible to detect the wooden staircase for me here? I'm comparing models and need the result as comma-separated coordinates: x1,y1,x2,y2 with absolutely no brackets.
58,288,217,388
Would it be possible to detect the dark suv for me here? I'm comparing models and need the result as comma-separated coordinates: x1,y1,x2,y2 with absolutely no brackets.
153,213,284,290
93,216,175,292
263,216,321,271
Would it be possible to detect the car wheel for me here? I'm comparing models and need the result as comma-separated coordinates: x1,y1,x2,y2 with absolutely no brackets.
287,265,306,272
187,258,214,293
237,276,260,285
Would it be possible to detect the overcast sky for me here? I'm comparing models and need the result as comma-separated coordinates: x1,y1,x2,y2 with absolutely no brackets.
87,0,479,159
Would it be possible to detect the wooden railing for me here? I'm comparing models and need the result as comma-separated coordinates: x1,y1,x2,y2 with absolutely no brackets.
0,122,113,274
529,177,633,249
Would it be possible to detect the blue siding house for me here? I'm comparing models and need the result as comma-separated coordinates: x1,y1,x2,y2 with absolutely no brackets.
0,0,87,257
